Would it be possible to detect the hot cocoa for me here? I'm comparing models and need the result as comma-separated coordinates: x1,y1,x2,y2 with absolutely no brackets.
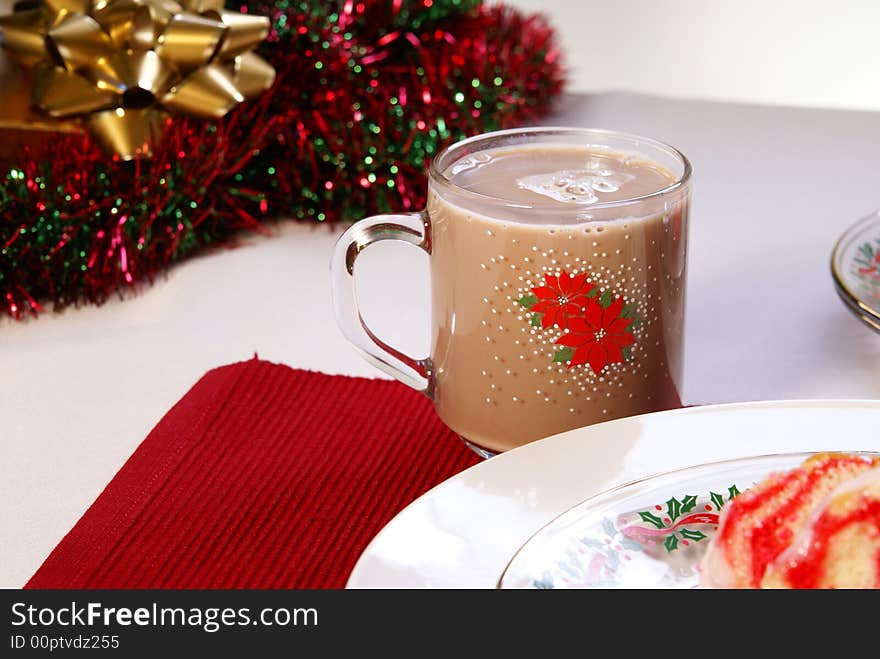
426,144,688,452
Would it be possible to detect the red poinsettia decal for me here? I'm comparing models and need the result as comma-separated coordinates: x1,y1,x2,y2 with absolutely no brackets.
524,271,595,330
554,298,636,374
517,269,642,375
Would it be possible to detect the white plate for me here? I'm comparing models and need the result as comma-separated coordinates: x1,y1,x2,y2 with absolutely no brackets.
346,400,880,588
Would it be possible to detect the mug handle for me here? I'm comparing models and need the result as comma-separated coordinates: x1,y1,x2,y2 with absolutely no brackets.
330,211,434,396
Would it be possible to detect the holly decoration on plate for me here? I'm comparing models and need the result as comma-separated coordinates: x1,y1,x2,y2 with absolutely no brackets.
634,485,741,553
517,269,642,375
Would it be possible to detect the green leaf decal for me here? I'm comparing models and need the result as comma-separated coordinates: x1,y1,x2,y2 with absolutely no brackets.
680,495,698,514
529,313,542,327
517,294,538,309
601,517,617,538
587,287,600,298
664,534,679,552
666,497,682,522
638,511,665,529
598,289,614,308
533,573,554,589
622,346,633,361
728,485,741,499
680,528,707,541
621,303,637,318
552,347,574,363
710,491,725,511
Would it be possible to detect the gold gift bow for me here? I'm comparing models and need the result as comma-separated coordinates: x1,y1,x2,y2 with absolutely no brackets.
0,0,275,159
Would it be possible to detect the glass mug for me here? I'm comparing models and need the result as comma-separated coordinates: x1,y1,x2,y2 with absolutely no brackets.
331,127,691,456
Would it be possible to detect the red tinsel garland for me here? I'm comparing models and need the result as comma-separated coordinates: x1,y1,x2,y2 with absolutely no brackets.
0,0,563,319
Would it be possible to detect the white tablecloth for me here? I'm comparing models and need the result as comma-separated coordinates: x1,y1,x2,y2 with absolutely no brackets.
2,92,879,587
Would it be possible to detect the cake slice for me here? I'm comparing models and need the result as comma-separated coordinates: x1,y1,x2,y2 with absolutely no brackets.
761,466,880,588
700,453,880,588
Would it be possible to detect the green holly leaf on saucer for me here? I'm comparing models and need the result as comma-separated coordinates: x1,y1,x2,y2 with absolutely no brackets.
666,497,682,522
552,347,574,363
664,534,679,552
729,485,741,499
710,491,725,511
638,511,665,529
530,313,542,327
680,528,707,542
681,495,698,514
517,294,538,309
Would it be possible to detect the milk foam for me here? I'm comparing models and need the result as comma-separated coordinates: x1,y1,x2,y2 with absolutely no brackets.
516,168,636,205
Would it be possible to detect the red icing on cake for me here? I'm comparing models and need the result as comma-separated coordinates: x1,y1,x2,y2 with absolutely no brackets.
782,499,880,588
750,456,869,585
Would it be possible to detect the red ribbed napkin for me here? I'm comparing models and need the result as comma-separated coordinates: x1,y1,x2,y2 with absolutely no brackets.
26,359,480,589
